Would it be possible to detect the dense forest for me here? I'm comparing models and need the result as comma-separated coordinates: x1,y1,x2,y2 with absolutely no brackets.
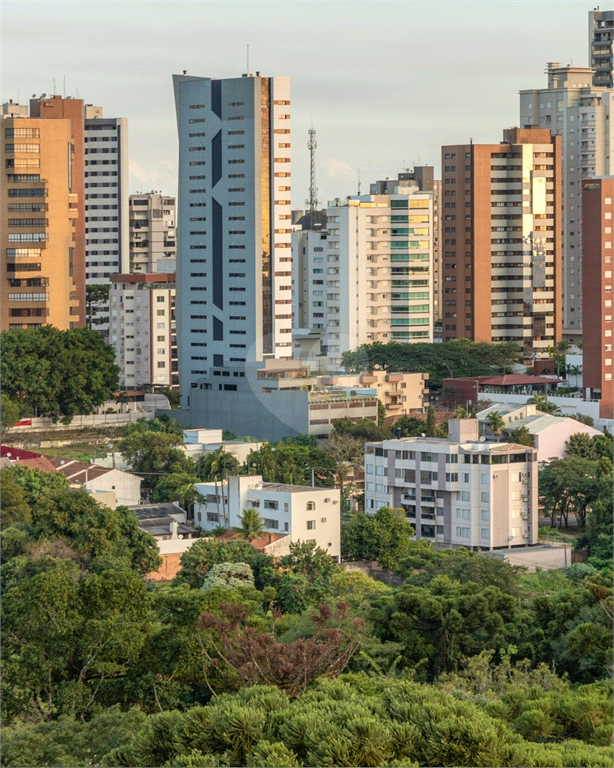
1,461,612,767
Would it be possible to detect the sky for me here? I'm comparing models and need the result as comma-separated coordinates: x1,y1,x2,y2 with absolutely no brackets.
3,0,597,206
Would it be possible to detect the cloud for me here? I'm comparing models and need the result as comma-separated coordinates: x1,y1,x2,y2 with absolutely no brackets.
322,157,356,182
129,159,177,196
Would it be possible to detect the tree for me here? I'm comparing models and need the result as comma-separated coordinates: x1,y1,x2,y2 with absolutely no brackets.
85,284,110,329
1,391,20,435
201,562,255,591
377,399,387,425
425,405,438,437
486,410,505,436
238,508,266,542
566,432,598,461
196,447,240,527
152,472,204,520
342,507,415,572
174,538,276,591
118,429,187,497
394,415,427,437
505,426,534,447
341,340,521,387
197,602,364,697
1,327,119,423
539,456,601,529
528,392,561,415
0,468,31,529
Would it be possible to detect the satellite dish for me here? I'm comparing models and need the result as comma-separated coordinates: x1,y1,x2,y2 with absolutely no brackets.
31,94,36,98
40,93,47,98
479,436,486,442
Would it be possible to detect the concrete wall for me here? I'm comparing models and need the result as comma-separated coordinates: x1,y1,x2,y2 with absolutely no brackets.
88,468,141,506
533,420,601,462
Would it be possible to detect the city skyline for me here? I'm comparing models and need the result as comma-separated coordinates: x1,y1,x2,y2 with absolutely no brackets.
5,0,592,204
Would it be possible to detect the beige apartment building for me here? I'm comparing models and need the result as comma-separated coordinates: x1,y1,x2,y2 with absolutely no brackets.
130,192,176,273
319,370,429,416
1,115,81,330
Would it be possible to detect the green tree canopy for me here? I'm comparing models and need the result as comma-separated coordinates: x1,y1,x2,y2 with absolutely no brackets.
342,507,415,572
1,327,119,423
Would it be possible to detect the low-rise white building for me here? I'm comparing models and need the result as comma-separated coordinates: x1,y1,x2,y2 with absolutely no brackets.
194,475,341,560
48,458,142,506
364,419,538,551
477,402,602,462
181,429,263,465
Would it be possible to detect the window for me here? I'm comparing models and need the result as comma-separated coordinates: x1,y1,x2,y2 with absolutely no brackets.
306,501,315,510
481,492,490,503
456,509,470,520
264,500,278,510
306,520,316,530
456,526,470,538
156,309,165,316
480,528,490,539
460,491,470,501
264,518,279,529
157,361,166,368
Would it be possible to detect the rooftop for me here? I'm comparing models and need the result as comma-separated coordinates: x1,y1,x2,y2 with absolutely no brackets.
261,482,324,494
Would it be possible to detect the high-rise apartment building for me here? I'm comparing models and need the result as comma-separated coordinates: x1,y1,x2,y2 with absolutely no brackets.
582,177,614,420
520,64,613,338
173,73,292,411
83,107,129,283
441,128,562,355
1,110,81,331
29,95,87,323
291,228,328,331
130,192,176,273
589,9,614,89
364,419,538,550
325,192,434,370
369,169,442,323
109,272,177,388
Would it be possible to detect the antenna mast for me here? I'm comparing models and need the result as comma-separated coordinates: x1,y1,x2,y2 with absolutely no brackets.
307,127,318,227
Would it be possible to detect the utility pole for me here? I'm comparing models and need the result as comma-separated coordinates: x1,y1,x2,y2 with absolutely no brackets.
307,127,318,229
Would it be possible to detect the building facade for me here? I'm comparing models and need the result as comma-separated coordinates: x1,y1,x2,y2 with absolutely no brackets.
589,9,614,89
130,192,176,273
83,108,129,283
441,128,562,355
520,64,613,338
582,176,614,419
292,228,328,332
364,419,538,551
325,192,434,369
109,272,177,388
173,72,293,413
194,474,341,560
1,111,81,331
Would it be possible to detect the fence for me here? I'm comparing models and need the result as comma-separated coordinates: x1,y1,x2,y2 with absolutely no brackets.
8,410,155,433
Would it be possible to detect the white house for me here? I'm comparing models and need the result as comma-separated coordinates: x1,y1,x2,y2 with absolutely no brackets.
477,403,602,463
194,475,341,560
48,458,142,506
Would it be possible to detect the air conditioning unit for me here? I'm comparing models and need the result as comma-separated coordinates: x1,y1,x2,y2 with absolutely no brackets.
324,498,331,502
493,474,498,479
321,517,327,523
521,511,528,519
332,500,338,504
521,494,528,502
522,533,528,538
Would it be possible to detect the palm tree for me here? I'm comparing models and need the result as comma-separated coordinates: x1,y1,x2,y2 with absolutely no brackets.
452,406,468,419
196,448,240,528
238,508,266,542
528,392,562,415
486,410,506,436
567,364,583,388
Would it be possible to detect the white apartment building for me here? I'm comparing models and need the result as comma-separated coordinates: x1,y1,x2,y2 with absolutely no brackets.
325,193,434,370
109,272,177,387
589,9,614,89
194,474,341,560
84,108,129,283
172,73,293,414
520,63,613,338
130,192,176,273
292,228,328,331
364,419,538,551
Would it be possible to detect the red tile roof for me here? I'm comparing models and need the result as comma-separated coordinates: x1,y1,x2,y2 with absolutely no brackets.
1,445,44,460
479,374,561,386
14,456,57,472
48,458,113,483
215,530,287,551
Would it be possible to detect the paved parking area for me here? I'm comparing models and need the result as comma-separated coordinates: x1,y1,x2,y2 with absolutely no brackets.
492,544,570,572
